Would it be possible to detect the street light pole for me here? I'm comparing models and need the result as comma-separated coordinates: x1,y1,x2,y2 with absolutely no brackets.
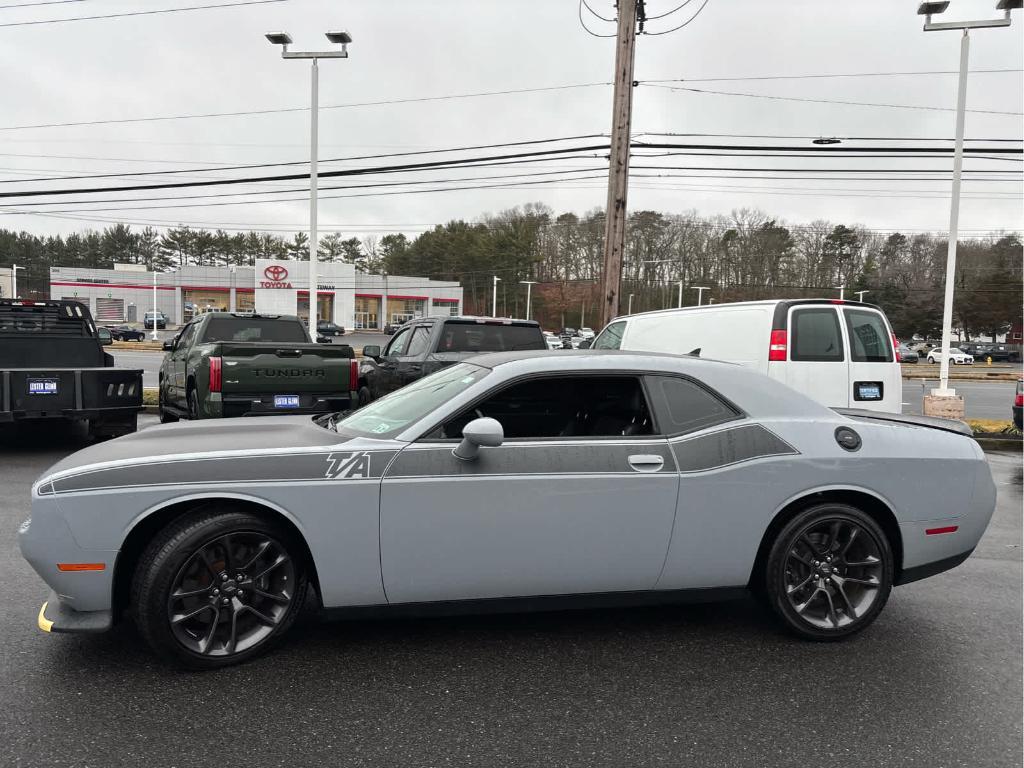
519,280,537,319
835,285,845,301
855,290,869,303
11,263,24,298
492,276,500,317
151,269,159,340
266,30,351,342
677,281,684,308
917,0,1018,396
627,293,634,315
692,286,710,306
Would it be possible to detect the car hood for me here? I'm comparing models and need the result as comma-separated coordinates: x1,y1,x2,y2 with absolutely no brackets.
38,415,353,486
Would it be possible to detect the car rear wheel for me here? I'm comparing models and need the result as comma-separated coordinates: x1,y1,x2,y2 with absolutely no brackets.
764,503,893,641
158,384,178,423
357,385,371,408
130,508,308,669
187,386,200,420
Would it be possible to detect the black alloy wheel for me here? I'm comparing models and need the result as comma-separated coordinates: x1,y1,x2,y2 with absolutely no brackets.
765,503,893,640
131,508,308,669
187,387,200,420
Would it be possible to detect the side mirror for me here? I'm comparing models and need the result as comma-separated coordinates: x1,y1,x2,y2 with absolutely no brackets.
162,341,174,351
453,417,504,461
578,339,592,349
363,344,381,360
97,328,113,346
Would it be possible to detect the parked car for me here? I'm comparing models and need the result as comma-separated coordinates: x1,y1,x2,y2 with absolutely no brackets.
317,321,346,337
144,311,168,330
543,332,563,350
20,349,996,667
591,299,903,413
382,323,399,335
981,344,1022,363
926,348,974,365
1013,377,1022,431
1,299,142,439
105,324,146,342
898,343,917,364
359,316,546,405
909,342,933,359
578,327,596,340
157,312,357,421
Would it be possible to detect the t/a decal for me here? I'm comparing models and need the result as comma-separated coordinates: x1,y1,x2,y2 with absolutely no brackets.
325,451,372,479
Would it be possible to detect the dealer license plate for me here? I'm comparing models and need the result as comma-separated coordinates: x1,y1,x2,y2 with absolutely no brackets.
274,395,300,408
855,382,882,401
27,378,58,395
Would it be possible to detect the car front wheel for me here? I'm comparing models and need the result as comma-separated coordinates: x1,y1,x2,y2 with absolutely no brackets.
131,507,309,669
764,503,893,641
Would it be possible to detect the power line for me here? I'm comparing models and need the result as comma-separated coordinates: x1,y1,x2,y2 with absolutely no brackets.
641,0,711,34
0,83,612,132
636,131,1024,142
642,68,1024,83
581,0,615,22
0,0,86,8
578,0,617,37
642,83,1024,116
0,0,285,28
645,0,696,21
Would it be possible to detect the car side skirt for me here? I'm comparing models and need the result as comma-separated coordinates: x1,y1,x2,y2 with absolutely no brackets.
320,586,750,622
895,548,975,586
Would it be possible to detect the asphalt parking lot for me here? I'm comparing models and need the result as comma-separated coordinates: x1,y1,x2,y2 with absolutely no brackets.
0,416,1020,767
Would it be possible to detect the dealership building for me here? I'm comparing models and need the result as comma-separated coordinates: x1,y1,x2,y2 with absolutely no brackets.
49,260,463,330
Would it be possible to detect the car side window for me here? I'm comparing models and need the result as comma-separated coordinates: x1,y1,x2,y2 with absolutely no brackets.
176,323,197,350
791,308,844,362
404,326,432,357
435,375,656,440
384,327,411,357
645,375,740,436
593,320,626,350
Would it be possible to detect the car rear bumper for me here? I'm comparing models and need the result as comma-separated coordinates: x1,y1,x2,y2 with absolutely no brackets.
37,590,112,634
218,392,356,418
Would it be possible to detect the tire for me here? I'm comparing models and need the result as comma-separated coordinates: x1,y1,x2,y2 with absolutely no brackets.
158,385,178,424
357,385,371,408
187,386,201,420
130,507,309,669
764,503,893,641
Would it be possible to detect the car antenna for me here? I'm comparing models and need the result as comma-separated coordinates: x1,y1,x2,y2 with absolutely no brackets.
687,348,701,357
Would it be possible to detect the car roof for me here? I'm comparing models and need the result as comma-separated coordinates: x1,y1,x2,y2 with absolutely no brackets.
612,298,884,325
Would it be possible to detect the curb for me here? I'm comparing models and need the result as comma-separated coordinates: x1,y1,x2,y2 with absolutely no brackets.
975,436,1023,452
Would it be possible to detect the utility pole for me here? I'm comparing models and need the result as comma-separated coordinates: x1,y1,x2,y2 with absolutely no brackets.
599,0,639,329
492,276,500,317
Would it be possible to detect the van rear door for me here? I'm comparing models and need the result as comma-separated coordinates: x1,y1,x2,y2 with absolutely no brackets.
840,306,901,413
776,305,850,408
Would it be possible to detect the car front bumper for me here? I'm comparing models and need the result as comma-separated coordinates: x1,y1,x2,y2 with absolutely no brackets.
37,590,112,634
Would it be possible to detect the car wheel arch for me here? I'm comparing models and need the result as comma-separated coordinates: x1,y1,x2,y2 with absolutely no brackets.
111,494,321,620
747,487,904,592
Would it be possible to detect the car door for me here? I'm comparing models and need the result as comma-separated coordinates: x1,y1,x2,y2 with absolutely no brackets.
841,307,900,412
169,322,197,406
394,324,432,387
379,373,680,604
779,305,850,408
369,325,411,397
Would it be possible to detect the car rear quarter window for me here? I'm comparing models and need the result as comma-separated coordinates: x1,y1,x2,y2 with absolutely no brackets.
646,375,740,436
404,326,432,357
843,309,893,362
593,320,626,350
439,323,543,352
790,308,844,362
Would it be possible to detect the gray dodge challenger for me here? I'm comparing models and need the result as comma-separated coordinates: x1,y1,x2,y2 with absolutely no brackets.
19,351,995,668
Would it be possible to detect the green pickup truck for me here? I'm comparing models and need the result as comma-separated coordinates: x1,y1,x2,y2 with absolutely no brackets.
158,312,358,421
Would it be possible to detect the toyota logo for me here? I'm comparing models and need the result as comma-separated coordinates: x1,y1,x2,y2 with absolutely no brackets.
264,265,289,281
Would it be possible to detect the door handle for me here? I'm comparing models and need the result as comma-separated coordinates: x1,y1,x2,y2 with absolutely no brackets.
627,454,664,473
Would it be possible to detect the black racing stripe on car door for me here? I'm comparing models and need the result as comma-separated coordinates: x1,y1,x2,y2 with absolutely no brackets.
385,441,675,478
49,450,398,493
670,424,797,473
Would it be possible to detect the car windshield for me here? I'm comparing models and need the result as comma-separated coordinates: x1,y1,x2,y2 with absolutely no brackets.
331,362,489,439
949,348,964,355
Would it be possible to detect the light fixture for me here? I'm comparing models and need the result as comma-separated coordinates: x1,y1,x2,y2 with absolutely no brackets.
917,1,950,15
264,31,293,46
326,31,353,44
812,137,842,145
996,0,1022,10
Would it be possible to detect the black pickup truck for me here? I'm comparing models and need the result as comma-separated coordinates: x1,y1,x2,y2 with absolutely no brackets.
359,316,547,404
158,312,359,420
0,299,142,438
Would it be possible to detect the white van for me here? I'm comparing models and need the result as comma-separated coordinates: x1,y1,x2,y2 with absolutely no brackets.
590,299,903,413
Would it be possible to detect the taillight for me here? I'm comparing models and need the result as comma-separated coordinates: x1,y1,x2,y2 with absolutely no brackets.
892,333,901,363
208,356,222,393
1015,393,1023,407
768,329,787,361
349,359,359,392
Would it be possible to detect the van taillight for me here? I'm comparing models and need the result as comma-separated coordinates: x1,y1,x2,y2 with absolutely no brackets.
768,329,787,361
349,359,359,392
892,333,901,363
1015,393,1023,408
209,356,222,393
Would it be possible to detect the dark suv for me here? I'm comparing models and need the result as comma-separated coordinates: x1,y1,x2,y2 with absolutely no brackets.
359,316,546,404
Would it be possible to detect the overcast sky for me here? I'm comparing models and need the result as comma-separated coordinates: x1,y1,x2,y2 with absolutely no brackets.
0,0,1021,243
